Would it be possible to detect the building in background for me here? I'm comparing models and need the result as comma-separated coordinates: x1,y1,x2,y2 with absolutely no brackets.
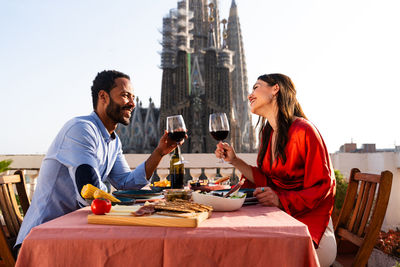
159,0,255,153
338,142,397,153
118,0,254,154
116,98,160,153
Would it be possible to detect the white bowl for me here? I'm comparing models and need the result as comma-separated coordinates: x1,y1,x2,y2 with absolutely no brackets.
192,191,246,211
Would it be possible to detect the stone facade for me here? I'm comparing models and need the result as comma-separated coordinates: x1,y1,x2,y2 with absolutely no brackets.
118,0,255,154
159,0,255,153
116,98,160,153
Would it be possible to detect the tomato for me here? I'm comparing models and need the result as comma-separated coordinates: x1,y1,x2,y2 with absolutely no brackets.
91,198,112,215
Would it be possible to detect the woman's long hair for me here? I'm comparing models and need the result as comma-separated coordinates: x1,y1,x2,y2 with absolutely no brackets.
256,74,307,168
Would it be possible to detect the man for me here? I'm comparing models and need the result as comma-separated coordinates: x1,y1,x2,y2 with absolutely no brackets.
16,70,181,247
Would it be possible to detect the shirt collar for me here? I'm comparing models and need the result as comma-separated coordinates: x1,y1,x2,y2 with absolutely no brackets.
90,111,116,143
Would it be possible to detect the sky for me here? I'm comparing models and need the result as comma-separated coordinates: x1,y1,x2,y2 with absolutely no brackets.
0,0,399,154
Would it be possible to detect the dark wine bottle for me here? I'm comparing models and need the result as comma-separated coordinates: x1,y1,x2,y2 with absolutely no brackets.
169,148,184,189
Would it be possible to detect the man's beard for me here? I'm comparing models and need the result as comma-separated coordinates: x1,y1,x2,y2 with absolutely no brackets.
105,97,132,126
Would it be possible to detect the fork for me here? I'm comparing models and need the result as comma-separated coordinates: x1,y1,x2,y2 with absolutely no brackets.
224,178,245,198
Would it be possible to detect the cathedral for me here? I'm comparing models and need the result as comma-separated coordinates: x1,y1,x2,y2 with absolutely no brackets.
116,98,160,153
118,0,255,153
160,0,255,153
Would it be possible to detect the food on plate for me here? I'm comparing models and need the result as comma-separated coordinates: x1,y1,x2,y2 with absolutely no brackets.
188,179,208,188
81,184,121,203
131,199,213,217
151,180,171,187
209,191,246,199
132,205,156,216
173,199,213,212
91,198,112,215
154,199,213,213
214,176,230,184
189,180,200,187
154,204,195,213
156,211,196,218
163,189,192,201
188,178,231,192
192,191,246,211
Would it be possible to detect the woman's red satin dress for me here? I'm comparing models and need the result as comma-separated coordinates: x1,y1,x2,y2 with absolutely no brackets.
243,118,336,247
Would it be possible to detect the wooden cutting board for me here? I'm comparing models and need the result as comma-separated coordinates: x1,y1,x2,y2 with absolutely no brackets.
87,205,210,228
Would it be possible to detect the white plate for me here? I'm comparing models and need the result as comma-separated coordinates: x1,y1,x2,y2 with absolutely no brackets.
192,191,246,211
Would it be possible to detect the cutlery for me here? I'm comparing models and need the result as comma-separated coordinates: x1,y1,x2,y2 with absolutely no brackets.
224,178,245,198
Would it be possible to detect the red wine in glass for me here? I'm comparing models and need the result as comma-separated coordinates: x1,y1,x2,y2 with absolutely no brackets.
168,131,186,142
209,113,230,163
166,115,188,164
210,130,229,141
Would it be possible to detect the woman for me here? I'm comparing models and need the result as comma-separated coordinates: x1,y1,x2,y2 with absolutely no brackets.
215,74,337,267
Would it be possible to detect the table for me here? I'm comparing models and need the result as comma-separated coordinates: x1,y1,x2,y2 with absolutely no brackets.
16,205,319,267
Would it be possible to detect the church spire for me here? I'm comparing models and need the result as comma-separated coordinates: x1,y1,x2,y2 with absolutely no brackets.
221,18,228,49
207,2,216,49
159,0,255,153
227,0,253,152
230,0,238,16
227,0,248,101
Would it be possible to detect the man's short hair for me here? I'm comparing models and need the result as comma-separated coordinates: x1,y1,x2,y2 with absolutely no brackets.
91,70,130,110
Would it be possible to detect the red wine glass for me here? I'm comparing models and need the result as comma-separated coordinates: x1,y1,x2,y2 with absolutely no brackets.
209,113,230,163
166,115,188,164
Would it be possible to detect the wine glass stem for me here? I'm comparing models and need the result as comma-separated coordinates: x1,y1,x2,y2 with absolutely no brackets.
219,141,225,163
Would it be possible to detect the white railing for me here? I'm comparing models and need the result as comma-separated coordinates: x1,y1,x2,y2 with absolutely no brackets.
1,153,258,199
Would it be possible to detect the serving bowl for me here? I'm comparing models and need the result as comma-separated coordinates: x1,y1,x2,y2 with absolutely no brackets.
192,191,246,211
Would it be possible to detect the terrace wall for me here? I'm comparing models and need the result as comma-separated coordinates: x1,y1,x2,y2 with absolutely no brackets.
2,152,398,230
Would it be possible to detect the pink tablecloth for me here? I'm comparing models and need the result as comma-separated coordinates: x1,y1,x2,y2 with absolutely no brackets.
16,205,319,267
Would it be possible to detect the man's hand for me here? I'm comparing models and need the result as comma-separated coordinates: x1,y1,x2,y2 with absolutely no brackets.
145,131,187,179
253,187,282,208
155,130,187,157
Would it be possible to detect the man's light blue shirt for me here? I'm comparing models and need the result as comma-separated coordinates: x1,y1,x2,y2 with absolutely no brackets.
16,112,148,246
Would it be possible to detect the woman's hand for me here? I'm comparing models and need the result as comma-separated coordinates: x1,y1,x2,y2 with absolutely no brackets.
215,142,237,163
215,143,255,183
254,187,282,208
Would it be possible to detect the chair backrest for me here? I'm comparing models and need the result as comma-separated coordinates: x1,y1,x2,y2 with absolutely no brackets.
0,170,30,266
334,168,393,267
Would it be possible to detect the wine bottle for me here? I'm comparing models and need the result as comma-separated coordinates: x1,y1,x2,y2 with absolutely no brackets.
170,148,184,189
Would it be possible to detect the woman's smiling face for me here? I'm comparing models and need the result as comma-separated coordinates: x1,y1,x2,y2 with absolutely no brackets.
248,79,276,116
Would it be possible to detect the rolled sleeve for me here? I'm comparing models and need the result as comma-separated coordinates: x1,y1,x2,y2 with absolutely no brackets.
122,162,148,189
108,150,149,189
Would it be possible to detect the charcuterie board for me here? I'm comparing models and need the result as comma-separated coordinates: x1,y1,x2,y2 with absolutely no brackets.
87,205,210,228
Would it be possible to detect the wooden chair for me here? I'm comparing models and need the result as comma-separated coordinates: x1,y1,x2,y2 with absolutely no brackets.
334,168,393,267
0,170,30,267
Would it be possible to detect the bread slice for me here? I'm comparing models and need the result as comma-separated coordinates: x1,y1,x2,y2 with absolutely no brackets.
156,211,197,218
